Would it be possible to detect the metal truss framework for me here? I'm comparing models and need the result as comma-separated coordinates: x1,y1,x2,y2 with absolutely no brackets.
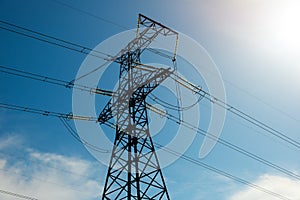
98,14,177,200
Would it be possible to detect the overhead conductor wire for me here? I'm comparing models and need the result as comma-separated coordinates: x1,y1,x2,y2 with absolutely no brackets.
0,14,298,200
0,18,296,152
0,189,38,200
1,65,300,181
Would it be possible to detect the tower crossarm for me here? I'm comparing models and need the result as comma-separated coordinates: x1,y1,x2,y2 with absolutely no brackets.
98,67,172,125
110,13,178,64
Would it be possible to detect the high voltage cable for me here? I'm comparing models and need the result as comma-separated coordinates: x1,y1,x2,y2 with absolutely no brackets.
0,65,113,96
168,73,300,149
1,17,299,180
138,63,300,150
103,121,292,200
49,0,300,125
50,0,178,62
59,117,109,153
153,144,292,200
149,93,204,111
1,66,300,181
1,51,298,153
2,63,299,155
0,102,96,121
0,18,175,83
0,16,295,145
0,102,297,200
0,189,38,200
0,102,109,154
7,108,289,200
0,8,296,200
50,0,176,58
147,100,300,181
0,15,298,135
152,90,299,154
0,19,112,61
50,0,131,31
228,81,300,124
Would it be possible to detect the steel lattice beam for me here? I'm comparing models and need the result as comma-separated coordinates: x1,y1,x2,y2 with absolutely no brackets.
99,14,178,200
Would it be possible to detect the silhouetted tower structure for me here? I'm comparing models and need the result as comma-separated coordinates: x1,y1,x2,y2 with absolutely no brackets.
98,14,178,200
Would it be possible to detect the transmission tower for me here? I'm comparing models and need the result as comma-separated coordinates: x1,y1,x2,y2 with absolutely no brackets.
98,14,178,200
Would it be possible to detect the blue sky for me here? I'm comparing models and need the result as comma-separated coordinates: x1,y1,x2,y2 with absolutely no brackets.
0,0,300,200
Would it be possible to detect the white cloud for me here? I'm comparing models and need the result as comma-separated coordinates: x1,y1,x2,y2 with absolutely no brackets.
0,149,104,200
0,159,6,169
29,150,91,175
0,134,23,150
229,174,300,200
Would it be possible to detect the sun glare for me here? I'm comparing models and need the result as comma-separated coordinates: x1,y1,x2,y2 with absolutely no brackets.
264,1,300,54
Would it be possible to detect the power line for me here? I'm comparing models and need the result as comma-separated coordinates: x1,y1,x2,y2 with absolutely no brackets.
59,117,109,153
1,15,292,146
134,64,300,151
0,102,294,200
149,92,204,111
149,102,300,181
2,56,298,154
47,0,300,126
2,63,297,155
0,18,172,82
50,0,131,31
0,102,95,121
0,189,38,200
52,0,297,120
50,0,177,60
1,13,298,134
0,18,176,83
0,102,110,154
0,65,113,96
1,18,299,181
0,5,296,197
0,19,112,61
1,66,300,181
103,121,292,200
72,60,110,82
168,73,300,149
224,80,300,124
50,0,178,63
138,63,300,151
154,144,292,200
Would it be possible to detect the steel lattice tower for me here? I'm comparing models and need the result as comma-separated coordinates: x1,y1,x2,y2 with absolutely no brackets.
98,14,178,200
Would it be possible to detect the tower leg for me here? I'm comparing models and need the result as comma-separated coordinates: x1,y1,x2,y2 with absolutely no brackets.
101,51,170,200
